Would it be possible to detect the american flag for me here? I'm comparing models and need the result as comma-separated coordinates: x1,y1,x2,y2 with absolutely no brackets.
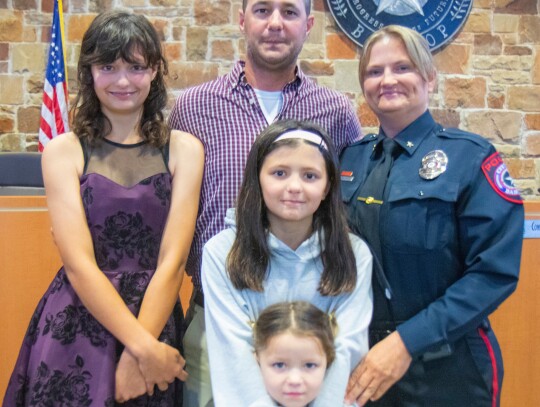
39,0,69,151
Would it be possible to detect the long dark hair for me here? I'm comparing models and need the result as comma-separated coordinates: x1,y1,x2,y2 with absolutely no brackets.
227,119,357,296
71,10,169,147
253,301,337,366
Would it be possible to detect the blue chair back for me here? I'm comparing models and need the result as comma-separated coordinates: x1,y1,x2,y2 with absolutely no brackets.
0,152,45,195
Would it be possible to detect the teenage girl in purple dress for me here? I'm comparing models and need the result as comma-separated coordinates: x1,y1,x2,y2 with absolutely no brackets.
4,10,203,406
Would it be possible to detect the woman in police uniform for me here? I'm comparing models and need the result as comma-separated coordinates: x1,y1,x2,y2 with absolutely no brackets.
341,25,524,406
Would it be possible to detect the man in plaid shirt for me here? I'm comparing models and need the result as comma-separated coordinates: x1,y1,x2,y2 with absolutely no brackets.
169,1,362,405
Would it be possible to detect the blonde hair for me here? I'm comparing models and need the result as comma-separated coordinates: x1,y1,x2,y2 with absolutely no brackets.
358,25,436,91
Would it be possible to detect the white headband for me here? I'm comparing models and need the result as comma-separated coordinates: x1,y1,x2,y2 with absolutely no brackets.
273,129,328,151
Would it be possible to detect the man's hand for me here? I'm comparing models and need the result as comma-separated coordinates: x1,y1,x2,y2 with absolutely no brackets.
345,331,412,406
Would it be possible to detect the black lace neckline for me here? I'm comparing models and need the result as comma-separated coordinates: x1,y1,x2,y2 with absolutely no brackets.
103,138,147,149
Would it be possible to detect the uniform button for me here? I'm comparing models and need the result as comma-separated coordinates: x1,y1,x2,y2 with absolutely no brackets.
419,191,424,196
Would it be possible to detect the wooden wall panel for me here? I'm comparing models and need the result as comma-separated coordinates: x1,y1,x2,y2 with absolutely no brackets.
0,197,60,400
490,201,540,406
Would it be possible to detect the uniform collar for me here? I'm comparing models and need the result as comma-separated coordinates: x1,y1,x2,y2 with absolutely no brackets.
388,110,439,156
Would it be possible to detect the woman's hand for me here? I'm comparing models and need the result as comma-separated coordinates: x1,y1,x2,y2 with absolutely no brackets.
115,350,147,403
345,331,412,406
136,339,188,395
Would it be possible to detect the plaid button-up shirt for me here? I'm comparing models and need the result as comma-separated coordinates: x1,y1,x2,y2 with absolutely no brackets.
168,61,362,290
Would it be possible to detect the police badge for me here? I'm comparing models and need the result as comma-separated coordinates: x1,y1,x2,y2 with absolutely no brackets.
419,150,448,180
327,0,472,51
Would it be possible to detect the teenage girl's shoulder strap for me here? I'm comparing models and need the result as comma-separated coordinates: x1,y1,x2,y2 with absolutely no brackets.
161,139,170,170
78,136,90,175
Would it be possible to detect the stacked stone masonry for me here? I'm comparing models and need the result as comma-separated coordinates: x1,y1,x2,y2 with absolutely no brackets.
0,0,539,199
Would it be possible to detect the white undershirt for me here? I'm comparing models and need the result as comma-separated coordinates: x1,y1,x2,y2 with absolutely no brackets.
253,88,283,124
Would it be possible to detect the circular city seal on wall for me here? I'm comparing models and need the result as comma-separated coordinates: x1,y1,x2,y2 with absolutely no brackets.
326,0,473,51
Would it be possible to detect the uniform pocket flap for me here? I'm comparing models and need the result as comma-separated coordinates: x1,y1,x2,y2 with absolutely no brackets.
387,181,459,203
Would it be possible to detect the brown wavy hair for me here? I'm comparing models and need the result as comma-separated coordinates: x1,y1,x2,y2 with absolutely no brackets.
71,10,169,147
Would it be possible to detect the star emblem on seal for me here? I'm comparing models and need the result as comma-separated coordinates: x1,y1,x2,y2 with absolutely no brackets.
376,0,424,16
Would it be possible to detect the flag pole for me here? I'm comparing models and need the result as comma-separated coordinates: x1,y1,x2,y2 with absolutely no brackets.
57,0,67,84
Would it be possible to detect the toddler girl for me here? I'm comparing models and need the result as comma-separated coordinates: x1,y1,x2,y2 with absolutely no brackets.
254,301,337,407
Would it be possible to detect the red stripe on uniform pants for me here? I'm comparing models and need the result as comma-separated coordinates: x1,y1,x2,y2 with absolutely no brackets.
478,327,499,407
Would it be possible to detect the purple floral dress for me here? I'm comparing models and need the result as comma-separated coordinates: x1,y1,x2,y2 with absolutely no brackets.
3,140,183,406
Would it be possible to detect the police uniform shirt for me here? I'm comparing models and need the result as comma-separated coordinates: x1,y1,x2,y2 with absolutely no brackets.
340,110,524,358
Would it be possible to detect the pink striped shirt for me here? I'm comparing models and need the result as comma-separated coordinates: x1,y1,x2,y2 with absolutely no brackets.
169,61,362,290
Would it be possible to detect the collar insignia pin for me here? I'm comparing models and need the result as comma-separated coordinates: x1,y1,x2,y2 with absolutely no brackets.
419,150,448,180
407,141,414,148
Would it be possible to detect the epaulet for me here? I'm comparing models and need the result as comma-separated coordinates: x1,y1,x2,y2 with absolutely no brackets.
350,133,378,147
437,127,490,148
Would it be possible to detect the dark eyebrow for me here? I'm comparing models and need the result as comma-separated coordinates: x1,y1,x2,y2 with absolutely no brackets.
251,0,300,10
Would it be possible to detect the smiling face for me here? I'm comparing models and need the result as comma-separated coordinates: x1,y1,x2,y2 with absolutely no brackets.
362,36,435,134
91,50,156,117
239,0,314,74
257,332,327,407
259,141,329,239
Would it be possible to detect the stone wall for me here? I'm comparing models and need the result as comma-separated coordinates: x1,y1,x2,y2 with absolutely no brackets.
1,0,539,199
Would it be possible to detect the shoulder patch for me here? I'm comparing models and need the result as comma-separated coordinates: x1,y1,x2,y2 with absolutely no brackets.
481,152,522,204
